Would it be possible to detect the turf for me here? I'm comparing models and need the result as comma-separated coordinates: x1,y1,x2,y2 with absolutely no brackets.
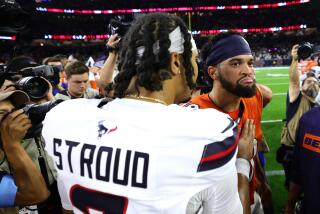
256,67,290,213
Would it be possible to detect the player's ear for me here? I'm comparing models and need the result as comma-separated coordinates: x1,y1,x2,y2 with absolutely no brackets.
207,66,218,80
169,53,181,76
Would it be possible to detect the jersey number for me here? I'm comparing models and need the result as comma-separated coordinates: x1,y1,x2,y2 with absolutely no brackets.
70,184,128,214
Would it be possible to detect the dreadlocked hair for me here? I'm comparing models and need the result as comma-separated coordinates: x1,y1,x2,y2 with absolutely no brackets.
114,13,195,98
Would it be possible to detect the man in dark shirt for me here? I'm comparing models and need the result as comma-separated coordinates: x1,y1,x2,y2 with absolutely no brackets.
278,45,319,188
285,106,320,214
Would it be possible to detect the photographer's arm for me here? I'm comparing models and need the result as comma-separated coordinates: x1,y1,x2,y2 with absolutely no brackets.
289,45,301,103
0,109,49,206
96,34,120,89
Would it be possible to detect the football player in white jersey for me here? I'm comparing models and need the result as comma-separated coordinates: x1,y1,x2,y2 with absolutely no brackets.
42,13,251,214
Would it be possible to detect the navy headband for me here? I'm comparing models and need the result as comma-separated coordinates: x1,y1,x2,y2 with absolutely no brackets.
205,34,252,66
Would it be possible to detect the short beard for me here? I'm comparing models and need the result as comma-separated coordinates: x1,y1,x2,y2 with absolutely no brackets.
218,71,257,98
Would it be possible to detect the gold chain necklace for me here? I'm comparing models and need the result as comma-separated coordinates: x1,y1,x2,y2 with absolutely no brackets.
125,95,168,105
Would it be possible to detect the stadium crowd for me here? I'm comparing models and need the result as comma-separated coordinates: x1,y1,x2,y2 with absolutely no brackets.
1,12,320,214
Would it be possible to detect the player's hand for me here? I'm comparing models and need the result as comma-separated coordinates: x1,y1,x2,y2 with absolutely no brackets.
237,119,255,160
0,109,32,149
291,44,299,62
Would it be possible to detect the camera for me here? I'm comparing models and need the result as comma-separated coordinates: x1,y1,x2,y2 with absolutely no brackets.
108,15,132,38
22,99,64,138
297,42,314,60
5,64,62,100
15,76,50,100
0,0,29,34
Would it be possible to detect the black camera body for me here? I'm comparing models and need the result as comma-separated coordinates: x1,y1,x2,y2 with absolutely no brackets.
19,64,61,85
297,42,314,60
0,0,29,34
108,16,131,38
22,99,64,138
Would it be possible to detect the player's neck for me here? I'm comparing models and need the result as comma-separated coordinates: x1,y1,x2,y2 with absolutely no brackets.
128,87,171,105
209,88,241,112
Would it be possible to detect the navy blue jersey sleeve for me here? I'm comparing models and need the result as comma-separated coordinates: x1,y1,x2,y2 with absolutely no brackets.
0,173,17,207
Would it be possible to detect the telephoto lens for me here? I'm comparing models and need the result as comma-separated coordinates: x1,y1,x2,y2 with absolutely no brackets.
15,76,49,100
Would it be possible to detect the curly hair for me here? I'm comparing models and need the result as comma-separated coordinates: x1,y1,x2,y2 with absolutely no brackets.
113,13,196,98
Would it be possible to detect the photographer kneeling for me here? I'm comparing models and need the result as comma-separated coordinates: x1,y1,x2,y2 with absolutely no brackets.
0,90,49,212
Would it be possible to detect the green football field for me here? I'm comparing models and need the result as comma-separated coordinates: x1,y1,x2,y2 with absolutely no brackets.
256,66,290,213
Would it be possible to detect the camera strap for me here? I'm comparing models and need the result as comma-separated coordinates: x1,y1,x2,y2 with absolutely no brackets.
34,137,50,187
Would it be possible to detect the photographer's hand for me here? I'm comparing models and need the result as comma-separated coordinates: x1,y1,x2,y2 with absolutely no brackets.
107,34,121,50
0,109,49,206
0,109,31,149
0,80,16,92
289,44,301,103
43,78,55,101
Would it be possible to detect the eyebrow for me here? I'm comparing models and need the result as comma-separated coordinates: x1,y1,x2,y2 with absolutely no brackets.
229,58,254,62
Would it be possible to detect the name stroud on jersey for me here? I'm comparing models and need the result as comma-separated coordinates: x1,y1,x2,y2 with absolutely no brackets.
53,138,149,188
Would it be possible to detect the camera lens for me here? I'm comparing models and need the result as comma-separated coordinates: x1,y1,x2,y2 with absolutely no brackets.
16,77,49,100
297,42,313,60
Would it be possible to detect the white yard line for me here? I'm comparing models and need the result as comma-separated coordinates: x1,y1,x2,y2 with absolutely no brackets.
258,77,288,80
255,66,290,71
263,83,288,86
266,170,285,176
273,93,287,96
261,119,283,123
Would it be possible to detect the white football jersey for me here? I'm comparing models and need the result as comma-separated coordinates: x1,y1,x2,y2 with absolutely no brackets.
42,98,242,214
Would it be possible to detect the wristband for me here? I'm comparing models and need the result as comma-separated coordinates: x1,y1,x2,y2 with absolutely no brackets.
236,158,250,180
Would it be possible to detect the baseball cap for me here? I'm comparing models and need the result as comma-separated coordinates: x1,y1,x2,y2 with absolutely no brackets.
0,90,30,107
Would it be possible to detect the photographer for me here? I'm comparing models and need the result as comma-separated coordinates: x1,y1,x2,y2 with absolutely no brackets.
1,56,63,213
278,44,320,189
0,90,49,212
